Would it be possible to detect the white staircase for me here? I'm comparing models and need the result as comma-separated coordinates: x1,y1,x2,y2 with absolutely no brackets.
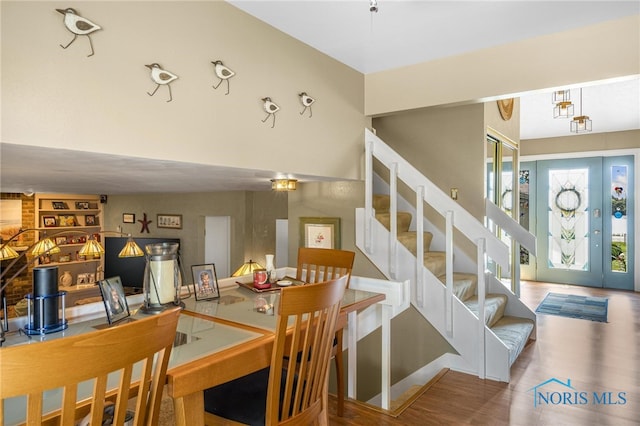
356,129,537,382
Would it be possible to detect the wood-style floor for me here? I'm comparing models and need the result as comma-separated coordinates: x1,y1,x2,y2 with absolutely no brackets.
327,281,640,425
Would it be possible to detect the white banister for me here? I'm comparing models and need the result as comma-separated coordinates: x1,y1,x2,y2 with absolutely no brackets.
389,163,399,279
445,210,454,337
365,138,374,253
416,185,425,308
477,238,487,379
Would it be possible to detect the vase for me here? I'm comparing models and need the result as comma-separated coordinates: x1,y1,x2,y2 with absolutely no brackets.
265,254,276,283
59,270,73,287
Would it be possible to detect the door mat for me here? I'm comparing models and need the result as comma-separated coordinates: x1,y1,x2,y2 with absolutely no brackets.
535,292,608,323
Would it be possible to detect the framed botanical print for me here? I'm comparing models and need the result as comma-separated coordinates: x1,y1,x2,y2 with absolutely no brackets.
299,217,341,249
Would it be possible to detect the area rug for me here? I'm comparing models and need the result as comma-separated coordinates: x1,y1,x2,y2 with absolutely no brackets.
535,292,608,323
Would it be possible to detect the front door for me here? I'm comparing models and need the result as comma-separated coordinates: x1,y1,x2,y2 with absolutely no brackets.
529,156,634,289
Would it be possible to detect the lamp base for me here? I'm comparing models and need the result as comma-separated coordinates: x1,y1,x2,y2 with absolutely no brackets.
140,301,185,315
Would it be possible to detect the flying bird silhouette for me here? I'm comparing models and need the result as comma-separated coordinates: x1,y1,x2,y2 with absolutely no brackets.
211,60,235,95
145,63,178,102
298,92,315,117
56,8,101,57
261,97,280,128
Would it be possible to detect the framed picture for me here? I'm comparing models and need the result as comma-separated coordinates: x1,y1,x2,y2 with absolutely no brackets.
58,214,77,227
54,236,67,245
85,214,96,226
122,213,135,223
52,201,68,210
299,217,341,249
75,201,90,209
191,264,220,301
98,276,131,324
157,214,182,229
77,273,89,284
43,216,57,227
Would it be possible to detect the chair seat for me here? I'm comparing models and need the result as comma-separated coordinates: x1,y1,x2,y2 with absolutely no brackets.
205,368,270,426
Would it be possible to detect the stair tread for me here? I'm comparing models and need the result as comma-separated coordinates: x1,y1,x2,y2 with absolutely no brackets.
376,212,412,233
491,316,535,366
438,273,477,302
464,294,508,328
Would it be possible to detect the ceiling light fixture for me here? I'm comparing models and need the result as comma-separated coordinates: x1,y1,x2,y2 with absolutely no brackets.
552,89,574,118
552,89,570,104
570,88,592,133
271,178,297,191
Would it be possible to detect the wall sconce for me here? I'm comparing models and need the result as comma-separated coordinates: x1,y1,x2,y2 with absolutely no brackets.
271,179,298,191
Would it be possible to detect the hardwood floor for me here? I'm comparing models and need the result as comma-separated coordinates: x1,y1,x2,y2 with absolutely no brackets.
327,281,640,425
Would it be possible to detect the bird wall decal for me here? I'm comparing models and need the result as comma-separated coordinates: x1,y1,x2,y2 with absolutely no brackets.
56,8,101,57
211,60,235,95
145,63,178,102
261,97,280,128
298,92,315,117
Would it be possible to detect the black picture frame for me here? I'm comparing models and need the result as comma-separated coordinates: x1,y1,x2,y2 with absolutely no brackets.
85,214,96,226
43,216,57,227
191,264,220,301
52,201,68,210
122,213,135,223
98,276,131,324
75,201,90,210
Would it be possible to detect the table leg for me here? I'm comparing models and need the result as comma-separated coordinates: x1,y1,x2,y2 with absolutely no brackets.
173,391,205,426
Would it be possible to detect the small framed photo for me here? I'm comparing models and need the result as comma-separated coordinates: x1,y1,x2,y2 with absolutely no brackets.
157,214,182,229
98,276,130,324
299,217,341,249
191,264,220,301
43,216,57,227
122,213,135,223
75,201,90,210
58,214,77,227
54,236,67,245
85,214,96,226
77,273,89,285
52,201,68,210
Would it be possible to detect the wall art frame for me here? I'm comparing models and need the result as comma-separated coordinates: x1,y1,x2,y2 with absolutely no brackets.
299,217,341,249
122,213,135,223
157,214,182,229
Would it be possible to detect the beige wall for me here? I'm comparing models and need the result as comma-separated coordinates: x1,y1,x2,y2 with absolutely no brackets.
365,15,640,116
521,129,640,156
1,1,367,182
103,191,288,276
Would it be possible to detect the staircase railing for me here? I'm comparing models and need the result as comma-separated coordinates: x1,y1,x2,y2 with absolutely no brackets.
362,128,535,379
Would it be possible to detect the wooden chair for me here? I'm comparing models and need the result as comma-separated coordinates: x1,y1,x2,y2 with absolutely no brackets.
0,308,180,426
204,276,348,425
296,247,355,416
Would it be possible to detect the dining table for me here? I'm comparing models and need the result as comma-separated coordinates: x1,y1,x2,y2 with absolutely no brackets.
166,282,386,426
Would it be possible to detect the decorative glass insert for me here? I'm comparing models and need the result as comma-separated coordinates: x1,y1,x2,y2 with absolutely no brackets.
548,168,589,270
519,170,530,265
611,165,628,273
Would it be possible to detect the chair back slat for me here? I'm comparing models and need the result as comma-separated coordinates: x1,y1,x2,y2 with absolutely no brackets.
0,308,180,426
266,275,347,425
295,248,355,287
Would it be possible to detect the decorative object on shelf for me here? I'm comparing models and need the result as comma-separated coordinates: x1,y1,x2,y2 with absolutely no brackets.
191,263,220,301
299,217,341,249
138,212,152,233
231,259,263,277
211,60,235,95
298,92,315,117
59,270,73,287
261,97,280,128
145,63,178,102
58,214,77,227
570,88,592,133
122,213,135,223
265,254,277,283
52,201,69,210
84,214,96,226
157,214,182,229
56,8,101,57
271,178,297,191
43,216,57,227
75,201,90,209
98,276,130,324
497,98,514,121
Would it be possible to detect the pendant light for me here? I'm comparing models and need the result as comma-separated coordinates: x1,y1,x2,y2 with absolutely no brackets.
570,88,592,133
552,89,574,118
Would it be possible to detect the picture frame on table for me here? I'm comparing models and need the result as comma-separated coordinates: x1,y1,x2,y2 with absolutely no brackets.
43,216,57,227
191,263,220,301
98,276,131,324
157,214,182,229
299,217,341,249
122,213,135,224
